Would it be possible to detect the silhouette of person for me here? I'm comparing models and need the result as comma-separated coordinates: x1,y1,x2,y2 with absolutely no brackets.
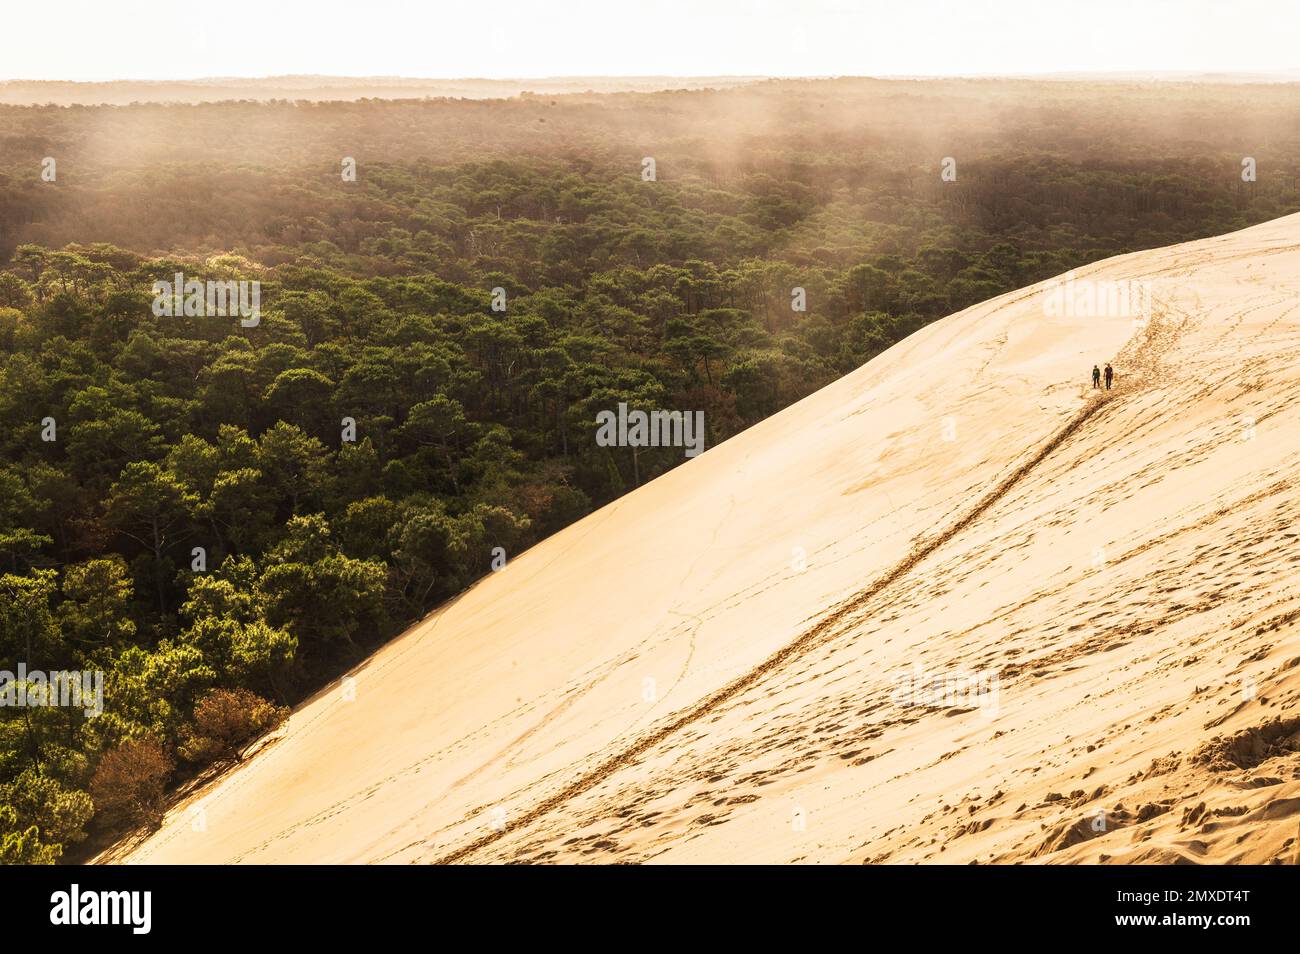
1092,365,1101,389
1104,363,1114,390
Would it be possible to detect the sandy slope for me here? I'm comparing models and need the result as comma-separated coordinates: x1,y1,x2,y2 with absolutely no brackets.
108,213,1300,865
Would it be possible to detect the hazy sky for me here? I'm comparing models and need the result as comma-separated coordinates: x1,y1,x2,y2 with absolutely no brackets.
5,0,1295,81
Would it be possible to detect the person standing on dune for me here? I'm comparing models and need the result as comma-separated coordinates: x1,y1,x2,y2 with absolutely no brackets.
1104,363,1114,390
1092,364,1101,389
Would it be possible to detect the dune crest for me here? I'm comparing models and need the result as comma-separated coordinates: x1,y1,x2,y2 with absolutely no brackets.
110,213,1300,864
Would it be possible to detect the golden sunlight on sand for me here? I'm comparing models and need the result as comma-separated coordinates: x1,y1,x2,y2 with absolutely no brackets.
108,213,1300,865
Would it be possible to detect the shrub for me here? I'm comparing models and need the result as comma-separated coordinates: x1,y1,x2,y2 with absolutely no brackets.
1,769,93,849
0,807,61,865
178,688,287,766
88,737,172,828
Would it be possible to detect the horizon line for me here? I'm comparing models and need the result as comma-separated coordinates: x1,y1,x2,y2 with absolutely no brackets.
4,70,1300,86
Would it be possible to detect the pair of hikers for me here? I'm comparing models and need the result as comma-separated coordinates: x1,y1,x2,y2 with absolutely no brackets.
1091,363,1114,390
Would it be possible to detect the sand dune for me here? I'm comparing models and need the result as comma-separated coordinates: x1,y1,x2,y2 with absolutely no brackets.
107,213,1300,865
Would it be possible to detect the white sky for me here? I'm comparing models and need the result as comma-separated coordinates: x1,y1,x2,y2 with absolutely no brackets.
4,0,1296,82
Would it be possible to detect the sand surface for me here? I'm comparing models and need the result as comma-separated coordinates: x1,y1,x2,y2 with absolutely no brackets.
108,213,1300,864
